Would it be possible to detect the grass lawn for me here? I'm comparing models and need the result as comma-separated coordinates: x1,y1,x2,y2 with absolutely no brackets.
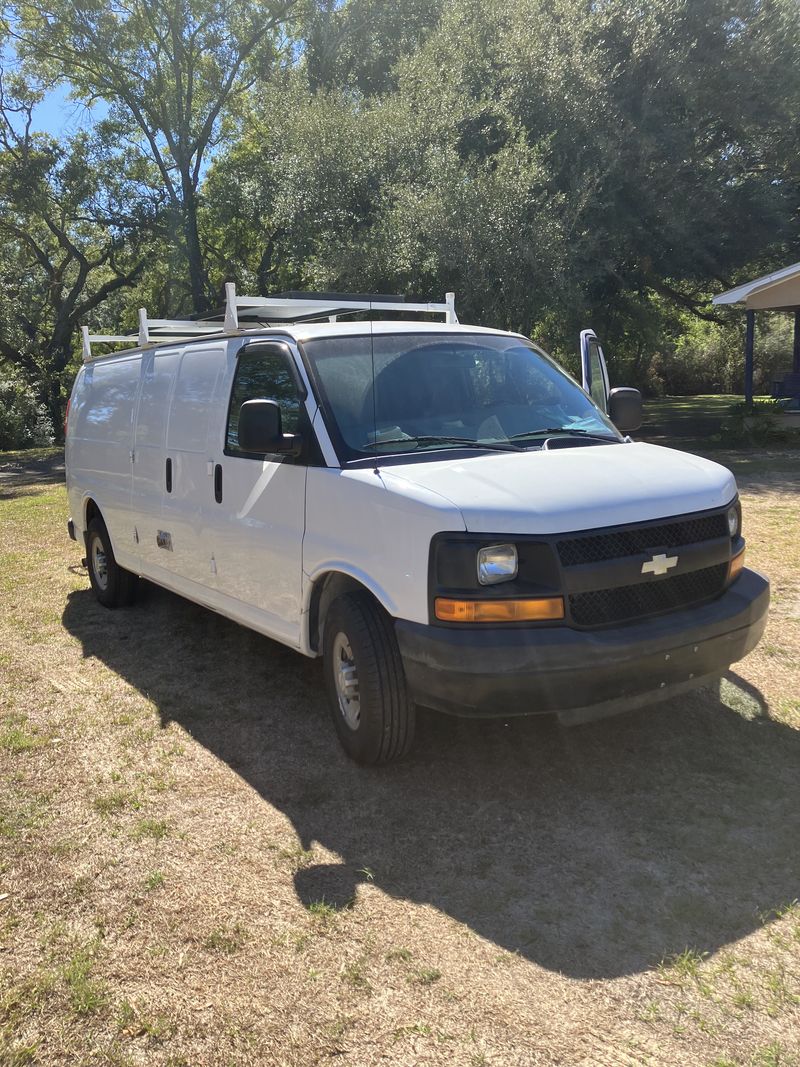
1,443,799,1066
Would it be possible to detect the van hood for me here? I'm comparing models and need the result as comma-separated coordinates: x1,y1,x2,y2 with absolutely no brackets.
378,442,737,535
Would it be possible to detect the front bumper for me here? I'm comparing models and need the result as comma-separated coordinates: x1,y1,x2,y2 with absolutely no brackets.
394,568,770,724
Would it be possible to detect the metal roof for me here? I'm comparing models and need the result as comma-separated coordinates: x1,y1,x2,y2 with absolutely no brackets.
712,261,800,306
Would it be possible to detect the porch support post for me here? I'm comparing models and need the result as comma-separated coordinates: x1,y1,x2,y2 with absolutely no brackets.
744,309,755,408
793,309,800,373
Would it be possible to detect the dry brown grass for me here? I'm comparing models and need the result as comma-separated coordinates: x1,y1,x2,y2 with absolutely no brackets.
0,450,798,1067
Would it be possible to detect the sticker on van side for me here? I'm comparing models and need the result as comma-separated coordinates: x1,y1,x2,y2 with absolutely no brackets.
156,530,173,551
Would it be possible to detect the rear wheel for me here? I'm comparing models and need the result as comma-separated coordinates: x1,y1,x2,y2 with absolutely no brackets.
323,592,415,764
86,517,138,608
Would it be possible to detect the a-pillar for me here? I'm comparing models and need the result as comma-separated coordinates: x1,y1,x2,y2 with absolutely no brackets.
744,309,755,408
793,309,800,373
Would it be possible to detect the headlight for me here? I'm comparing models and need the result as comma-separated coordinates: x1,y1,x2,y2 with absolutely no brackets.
477,543,518,585
727,503,741,539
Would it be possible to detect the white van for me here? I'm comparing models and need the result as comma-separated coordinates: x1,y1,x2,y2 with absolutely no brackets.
65,290,769,763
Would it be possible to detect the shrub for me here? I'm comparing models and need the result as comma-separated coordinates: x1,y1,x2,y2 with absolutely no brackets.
720,399,785,447
0,378,55,450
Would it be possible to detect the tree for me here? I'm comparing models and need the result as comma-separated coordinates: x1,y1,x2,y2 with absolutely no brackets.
208,0,800,343
0,72,155,432
10,0,296,313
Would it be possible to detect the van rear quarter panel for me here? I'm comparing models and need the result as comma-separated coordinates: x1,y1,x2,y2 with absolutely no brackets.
66,355,141,562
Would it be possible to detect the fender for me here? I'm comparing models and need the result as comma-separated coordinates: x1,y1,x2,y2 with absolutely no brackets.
300,562,399,657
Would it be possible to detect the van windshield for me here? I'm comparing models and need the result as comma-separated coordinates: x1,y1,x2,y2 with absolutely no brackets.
302,332,621,461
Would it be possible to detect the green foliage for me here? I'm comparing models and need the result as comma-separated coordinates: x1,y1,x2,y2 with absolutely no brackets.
3,0,800,401
721,399,785,447
0,376,54,450
11,0,295,311
0,74,156,431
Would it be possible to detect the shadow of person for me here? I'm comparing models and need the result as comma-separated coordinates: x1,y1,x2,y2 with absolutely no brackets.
62,582,799,981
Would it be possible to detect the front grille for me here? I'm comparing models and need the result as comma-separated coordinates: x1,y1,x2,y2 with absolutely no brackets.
568,563,728,627
557,514,728,567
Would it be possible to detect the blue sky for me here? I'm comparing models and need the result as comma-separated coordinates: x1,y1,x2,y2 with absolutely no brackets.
0,43,107,137
31,82,107,136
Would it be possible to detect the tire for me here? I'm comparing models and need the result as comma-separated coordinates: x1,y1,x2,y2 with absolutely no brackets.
86,517,138,609
323,592,415,764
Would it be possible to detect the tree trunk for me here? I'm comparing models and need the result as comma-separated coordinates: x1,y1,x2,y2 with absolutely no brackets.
181,174,208,315
43,338,73,443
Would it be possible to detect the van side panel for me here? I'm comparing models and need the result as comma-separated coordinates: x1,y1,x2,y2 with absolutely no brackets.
66,355,141,566
158,344,225,586
132,348,181,573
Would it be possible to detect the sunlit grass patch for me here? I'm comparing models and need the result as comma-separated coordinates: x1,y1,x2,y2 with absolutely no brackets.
131,818,169,841
0,792,49,839
61,940,107,1016
408,966,442,986
93,790,140,816
0,714,42,755
306,899,340,922
202,922,248,955
116,998,176,1042
341,956,371,991
143,870,165,892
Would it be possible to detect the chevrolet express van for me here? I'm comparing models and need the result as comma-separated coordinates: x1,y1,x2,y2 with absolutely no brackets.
65,290,770,763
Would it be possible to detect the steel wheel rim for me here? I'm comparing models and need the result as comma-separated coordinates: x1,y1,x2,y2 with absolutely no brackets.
91,538,109,591
332,631,360,730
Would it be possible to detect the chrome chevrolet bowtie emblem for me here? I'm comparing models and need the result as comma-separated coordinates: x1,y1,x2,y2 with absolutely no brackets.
641,553,678,576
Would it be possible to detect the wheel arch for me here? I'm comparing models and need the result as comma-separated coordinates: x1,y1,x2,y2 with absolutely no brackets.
304,568,396,656
81,497,120,557
83,496,100,533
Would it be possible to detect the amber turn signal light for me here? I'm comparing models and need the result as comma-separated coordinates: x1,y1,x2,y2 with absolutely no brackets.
728,547,745,584
434,596,565,623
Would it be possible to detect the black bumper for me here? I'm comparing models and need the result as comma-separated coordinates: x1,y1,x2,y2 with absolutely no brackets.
394,568,770,724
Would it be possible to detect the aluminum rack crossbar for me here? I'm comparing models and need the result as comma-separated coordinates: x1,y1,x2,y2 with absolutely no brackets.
210,283,458,327
81,320,227,361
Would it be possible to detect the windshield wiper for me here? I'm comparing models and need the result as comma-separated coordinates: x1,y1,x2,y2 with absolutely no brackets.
372,435,523,452
508,427,618,443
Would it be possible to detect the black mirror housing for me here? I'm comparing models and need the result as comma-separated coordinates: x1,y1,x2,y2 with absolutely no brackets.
608,387,642,433
237,399,301,455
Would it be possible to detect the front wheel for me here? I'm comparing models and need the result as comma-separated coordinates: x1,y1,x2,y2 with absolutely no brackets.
86,517,138,608
323,592,415,764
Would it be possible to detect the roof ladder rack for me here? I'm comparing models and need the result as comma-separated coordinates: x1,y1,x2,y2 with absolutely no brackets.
80,282,459,361
213,285,459,326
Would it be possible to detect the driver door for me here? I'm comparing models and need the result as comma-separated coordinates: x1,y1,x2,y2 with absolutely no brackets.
580,329,610,414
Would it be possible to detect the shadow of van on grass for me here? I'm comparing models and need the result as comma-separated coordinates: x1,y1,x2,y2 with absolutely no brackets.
62,582,799,981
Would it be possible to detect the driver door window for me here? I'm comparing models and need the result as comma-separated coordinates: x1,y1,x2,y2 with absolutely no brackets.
226,345,302,456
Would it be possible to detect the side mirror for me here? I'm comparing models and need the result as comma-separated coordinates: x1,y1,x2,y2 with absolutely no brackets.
608,387,642,433
237,399,301,455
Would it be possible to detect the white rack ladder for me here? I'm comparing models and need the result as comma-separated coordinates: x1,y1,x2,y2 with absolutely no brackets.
81,283,458,361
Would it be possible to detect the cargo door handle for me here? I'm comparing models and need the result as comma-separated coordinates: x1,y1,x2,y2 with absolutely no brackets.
214,463,222,503
165,457,172,493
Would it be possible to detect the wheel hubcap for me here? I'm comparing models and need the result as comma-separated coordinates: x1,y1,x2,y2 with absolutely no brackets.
332,631,360,730
91,538,109,591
